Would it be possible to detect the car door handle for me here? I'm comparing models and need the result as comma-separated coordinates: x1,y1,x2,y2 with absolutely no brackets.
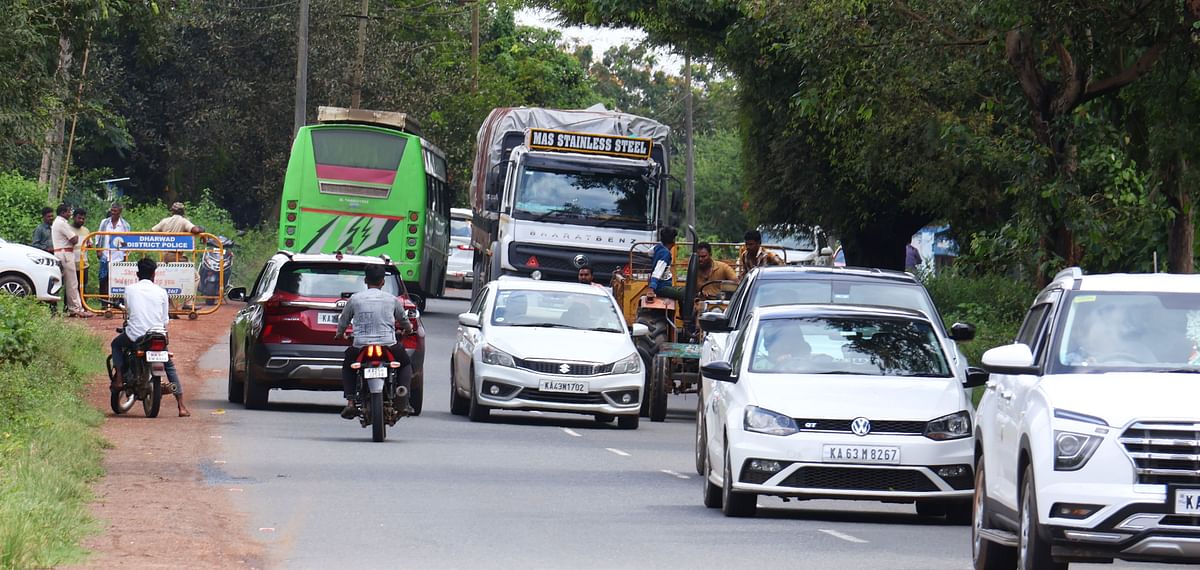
998,390,1014,401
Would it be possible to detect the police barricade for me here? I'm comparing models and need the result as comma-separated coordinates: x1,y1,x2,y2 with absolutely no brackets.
80,231,226,319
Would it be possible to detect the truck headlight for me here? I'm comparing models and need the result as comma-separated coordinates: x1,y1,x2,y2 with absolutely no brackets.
611,353,641,374
481,344,515,368
744,406,799,436
1054,430,1102,471
925,411,972,441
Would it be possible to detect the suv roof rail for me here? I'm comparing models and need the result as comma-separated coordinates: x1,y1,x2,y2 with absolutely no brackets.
277,249,295,259
1052,267,1083,282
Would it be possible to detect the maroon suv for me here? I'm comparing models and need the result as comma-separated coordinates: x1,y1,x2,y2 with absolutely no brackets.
226,253,425,413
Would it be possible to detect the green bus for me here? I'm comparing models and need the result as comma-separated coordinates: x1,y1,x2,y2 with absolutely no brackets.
278,107,450,309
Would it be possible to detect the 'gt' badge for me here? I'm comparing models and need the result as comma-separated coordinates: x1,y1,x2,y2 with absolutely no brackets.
559,363,571,374
851,417,872,437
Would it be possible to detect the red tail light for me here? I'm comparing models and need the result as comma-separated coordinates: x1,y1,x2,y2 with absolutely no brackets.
408,224,418,234
148,338,167,351
402,334,419,350
456,244,472,251
526,256,540,269
408,211,419,221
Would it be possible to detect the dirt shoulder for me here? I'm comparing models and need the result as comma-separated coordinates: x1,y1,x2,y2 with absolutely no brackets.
64,306,264,569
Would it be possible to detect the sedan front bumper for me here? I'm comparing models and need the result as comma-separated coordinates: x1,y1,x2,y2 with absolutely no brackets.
475,361,642,416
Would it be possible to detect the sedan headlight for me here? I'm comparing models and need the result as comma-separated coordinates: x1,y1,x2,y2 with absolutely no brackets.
481,344,515,368
27,254,57,267
1054,430,1102,471
611,353,641,374
744,406,799,436
925,411,972,441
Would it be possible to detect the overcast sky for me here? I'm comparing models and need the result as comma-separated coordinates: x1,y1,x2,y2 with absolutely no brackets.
514,7,683,72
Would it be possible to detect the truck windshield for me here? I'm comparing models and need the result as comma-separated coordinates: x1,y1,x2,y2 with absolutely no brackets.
514,166,652,229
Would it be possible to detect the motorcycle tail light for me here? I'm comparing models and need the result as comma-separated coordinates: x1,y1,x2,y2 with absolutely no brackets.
148,339,167,351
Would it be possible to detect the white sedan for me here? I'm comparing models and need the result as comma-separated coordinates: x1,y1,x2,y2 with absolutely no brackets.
699,304,987,518
450,278,647,429
0,237,63,302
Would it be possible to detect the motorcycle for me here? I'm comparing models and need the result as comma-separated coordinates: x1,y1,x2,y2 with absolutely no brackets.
348,343,408,442
106,327,173,418
199,235,235,305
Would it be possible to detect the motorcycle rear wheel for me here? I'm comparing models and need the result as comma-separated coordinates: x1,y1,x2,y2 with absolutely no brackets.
143,373,162,418
370,392,386,442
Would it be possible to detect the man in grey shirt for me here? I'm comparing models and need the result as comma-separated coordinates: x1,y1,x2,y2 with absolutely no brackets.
334,264,414,419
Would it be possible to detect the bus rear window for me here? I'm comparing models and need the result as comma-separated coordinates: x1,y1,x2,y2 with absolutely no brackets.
312,128,407,170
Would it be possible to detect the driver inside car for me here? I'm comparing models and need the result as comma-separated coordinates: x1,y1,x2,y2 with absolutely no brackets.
333,264,414,419
756,326,814,372
1065,304,1155,366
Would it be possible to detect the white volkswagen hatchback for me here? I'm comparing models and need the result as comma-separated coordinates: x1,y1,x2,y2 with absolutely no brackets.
699,304,987,518
451,278,647,429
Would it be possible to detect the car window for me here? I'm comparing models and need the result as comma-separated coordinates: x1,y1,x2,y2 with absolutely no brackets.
1051,291,1200,373
252,261,279,301
747,316,951,377
748,280,937,321
1015,304,1049,348
490,289,624,331
470,287,488,315
724,273,754,328
275,263,405,298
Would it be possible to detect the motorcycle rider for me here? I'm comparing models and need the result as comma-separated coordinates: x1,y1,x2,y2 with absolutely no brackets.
109,257,190,417
333,264,415,420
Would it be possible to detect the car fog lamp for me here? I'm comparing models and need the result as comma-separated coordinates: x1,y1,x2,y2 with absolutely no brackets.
749,459,783,473
621,393,632,404
489,385,500,396
1053,503,1102,520
530,270,543,280
936,465,969,478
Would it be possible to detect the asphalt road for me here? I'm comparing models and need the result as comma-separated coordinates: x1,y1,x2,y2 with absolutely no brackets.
195,292,1177,569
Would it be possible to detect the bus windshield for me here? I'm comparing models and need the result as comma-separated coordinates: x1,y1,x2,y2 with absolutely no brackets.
514,166,652,229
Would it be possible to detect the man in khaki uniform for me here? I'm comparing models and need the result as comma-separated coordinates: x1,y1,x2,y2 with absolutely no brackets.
52,204,91,318
695,242,739,298
151,202,204,313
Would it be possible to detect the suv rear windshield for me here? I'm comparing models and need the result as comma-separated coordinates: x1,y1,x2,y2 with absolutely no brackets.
276,263,406,298
750,279,937,323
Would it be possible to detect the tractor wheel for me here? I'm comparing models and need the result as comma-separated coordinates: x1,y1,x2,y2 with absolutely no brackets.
649,355,669,422
634,308,671,417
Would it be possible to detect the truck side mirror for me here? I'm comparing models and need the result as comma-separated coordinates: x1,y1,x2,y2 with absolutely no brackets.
670,187,683,213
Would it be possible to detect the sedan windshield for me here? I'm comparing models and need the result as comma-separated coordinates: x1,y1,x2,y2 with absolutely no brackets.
514,167,652,229
1053,292,1200,372
748,316,951,377
491,289,625,332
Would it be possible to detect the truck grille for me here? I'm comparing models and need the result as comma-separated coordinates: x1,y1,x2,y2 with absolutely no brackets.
514,358,612,376
1119,422,1200,485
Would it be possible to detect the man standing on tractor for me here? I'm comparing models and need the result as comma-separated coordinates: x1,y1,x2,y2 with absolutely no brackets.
644,228,685,301
738,229,783,275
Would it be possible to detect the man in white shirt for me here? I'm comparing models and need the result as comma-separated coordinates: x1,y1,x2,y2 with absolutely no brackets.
110,258,190,417
97,202,131,297
51,203,90,318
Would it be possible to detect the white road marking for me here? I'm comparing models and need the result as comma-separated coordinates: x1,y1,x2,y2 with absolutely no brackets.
660,469,690,480
819,529,868,544
562,428,582,438
605,448,631,457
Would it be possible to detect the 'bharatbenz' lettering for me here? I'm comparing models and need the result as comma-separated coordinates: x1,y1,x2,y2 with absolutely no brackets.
526,229,632,245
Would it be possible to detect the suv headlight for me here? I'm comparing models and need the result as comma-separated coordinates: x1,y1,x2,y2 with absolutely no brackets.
481,344,515,368
27,254,57,267
744,406,799,436
611,353,641,374
1054,430,1102,471
925,411,972,441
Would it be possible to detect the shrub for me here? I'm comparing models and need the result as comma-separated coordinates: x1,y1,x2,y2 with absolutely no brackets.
924,268,1038,364
0,172,47,245
0,295,43,365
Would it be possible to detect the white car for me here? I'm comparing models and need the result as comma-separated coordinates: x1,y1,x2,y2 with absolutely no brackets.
450,278,647,428
699,304,987,518
446,207,473,288
0,237,63,302
974,269,1200,569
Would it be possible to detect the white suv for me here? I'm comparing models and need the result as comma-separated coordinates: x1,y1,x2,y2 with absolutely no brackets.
974,268,1200,569
0,237,62,302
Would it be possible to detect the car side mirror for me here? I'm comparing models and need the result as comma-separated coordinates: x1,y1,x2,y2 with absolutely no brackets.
701,360,737,383
227,287,247,302
631,323,649,337
820,246,833,256
951,322,976,342
964,366,989,388
981,343,1037,375
458,312,481,328
340,291,354,299
698,311,731,333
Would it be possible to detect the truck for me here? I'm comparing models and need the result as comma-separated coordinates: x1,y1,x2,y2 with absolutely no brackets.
468,105,677,298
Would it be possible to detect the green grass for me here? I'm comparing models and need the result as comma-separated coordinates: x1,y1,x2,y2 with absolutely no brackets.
0,298,107,570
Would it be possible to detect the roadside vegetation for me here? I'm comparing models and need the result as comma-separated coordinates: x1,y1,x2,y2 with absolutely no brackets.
0,296,106,569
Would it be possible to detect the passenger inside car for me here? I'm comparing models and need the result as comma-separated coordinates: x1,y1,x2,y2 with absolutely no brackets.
755,326,813,372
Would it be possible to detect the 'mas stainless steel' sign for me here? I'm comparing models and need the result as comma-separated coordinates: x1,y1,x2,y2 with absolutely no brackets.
527,129,653,160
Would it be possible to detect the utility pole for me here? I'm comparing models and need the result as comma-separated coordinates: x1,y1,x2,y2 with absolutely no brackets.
471,2,480,92
294,0,309,135
351,0,370,108
684,47,696,229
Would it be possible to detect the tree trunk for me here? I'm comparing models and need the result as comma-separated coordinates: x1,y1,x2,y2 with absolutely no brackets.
842,219,927,271
38,35,73,202
1165,158,1194,274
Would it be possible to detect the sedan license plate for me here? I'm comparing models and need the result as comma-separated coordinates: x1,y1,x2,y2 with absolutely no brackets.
822,445,901,465
145,351,169,363
363,367,388,379
317,312,339,326
539,380,588,394
1175,488,1200,515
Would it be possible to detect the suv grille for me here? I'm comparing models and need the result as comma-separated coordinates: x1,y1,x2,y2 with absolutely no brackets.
514,358,612,376
792,418,926,435
779,467,938,492
1119,422,1200,485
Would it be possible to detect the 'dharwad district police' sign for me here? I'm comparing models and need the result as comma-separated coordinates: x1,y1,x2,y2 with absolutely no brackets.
118,233,195,251
528,128,653,160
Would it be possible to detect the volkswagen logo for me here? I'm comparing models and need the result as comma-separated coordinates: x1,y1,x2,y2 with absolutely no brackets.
573,254,590,269
850,417,872,437
559,363,571,374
